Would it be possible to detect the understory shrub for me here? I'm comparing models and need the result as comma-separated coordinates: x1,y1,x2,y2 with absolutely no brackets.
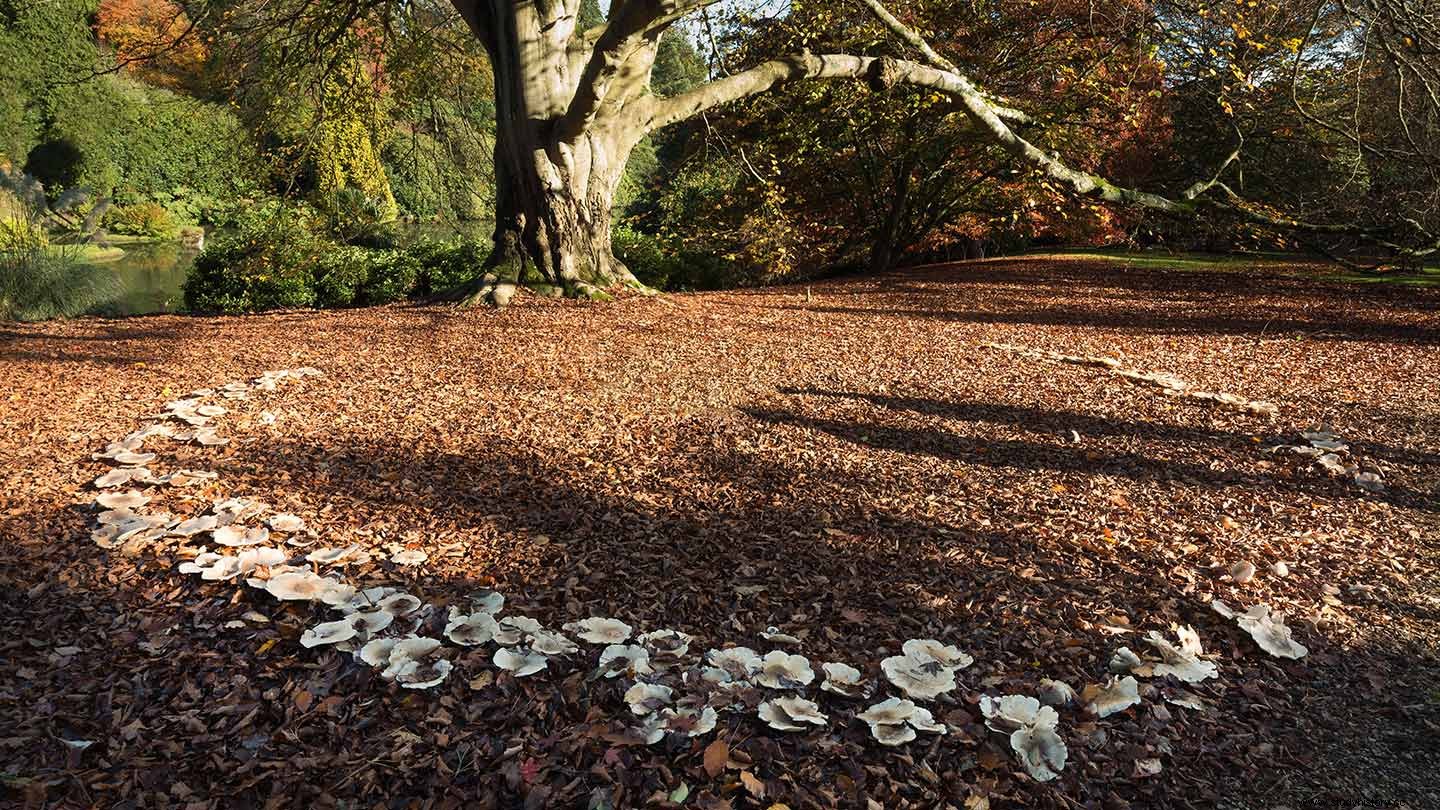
186,204,438,312
183,205,323,313
613,223,731,291
0,246,120,321
406,237,489,296
104,202,179,239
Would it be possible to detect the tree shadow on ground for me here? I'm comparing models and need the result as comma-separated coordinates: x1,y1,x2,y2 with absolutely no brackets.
769,387,1440,508
733,261,1440,345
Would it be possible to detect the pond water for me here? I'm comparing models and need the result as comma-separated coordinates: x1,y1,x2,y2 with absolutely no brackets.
90,240,198,317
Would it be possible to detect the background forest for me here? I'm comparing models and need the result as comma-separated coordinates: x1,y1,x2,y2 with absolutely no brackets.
2,0,1434,317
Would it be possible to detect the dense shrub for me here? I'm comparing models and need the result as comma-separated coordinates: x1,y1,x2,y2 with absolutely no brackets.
407,237,490,296
183,206,323,313
358,250,421,304
185,204,446,312
104,202,179,238
612,223,732,291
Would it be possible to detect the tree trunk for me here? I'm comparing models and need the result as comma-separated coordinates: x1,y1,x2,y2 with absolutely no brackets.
447,0,658,306
868,143,918,274
456,124,645,306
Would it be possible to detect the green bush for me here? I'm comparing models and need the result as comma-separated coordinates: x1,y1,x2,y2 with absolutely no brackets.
359,249,421,304
612,223,731,291
407,237,489,296
310,245,372,307
0,217,49,251
183,205,322,313
104,202,180,239
1,246,120,321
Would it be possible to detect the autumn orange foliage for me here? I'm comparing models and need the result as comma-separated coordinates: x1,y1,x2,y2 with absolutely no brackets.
95,0,208,90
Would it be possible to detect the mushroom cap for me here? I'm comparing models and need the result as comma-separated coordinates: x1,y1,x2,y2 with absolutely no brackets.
598,644,654,678
705,647,762,682
902,638,974,669
390,549,428,566
301,617,361,648
907,707,947,734
869,722,918,746
756,651,815,689
1039,678,1077,707
1011,725,1068,782
444,612,500,646
529,629,578,657
980,695,1058,731
359,638,397,667
1145,626,1219,683
377,592,423,616
758,697,826,732
623,682,674,716
267,514,305,533
660,706,717,737
1086,676,1141,718
96,491,150,510
857,697,916,726
494,647,549,676
1236,605,1308,659
397,659,453,689
469,590,505,614
265,572,337,601
562,617,632,644
880,652,957,700
213,525,271,547
306,546,357,564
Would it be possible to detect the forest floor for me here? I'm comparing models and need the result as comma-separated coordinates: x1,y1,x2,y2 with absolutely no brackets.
2,256,1438,809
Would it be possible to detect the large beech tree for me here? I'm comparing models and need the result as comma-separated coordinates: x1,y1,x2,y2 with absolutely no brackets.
206,0,1440,303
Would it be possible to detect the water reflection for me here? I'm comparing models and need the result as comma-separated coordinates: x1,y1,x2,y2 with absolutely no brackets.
90,241,197,316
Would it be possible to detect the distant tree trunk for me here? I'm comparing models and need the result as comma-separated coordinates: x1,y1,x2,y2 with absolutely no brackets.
868,134,918,274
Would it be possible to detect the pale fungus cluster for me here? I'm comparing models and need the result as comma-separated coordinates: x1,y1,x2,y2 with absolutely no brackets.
1266,429,1385,493
78,365,1328,784
983,342,1279,415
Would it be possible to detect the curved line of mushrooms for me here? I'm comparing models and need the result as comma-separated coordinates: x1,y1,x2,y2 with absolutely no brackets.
84,367,1310,784
983,343,1385,493
981,342,1279,416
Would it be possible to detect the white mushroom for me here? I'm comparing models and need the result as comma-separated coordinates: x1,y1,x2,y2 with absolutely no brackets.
704,647,761,684
264,572,338,601
110,451,157,467
172,515,219,537
562,617,632,644
306,546,358,564
1229,561,1256,584
598,644,654,678
397,659,453,689
444,611,500,646
529,629,578,657
1145,625,1219,683
96,491,150,510
1039,679,1077,707
1086,676,1142,718
1108,646,1144,675
623,682,674,716
377,592,423,617
1011,724,1068,782
759,626,802,645
494,647,549,677
660,706,717,737
880,652,957,700
757,696,827,732
638,629,692,663
857,697,916,726
819,662,869,698
1235,604,1309,659
213,526,271,547
756,651,815,689
267,514,305,533
301,617,361,648
907,707,946,734
869,722,918,746
390,549,428,566
902,638,974,669
470,590,505,614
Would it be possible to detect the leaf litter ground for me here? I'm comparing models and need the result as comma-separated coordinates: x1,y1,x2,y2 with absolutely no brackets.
1,257,1437,809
